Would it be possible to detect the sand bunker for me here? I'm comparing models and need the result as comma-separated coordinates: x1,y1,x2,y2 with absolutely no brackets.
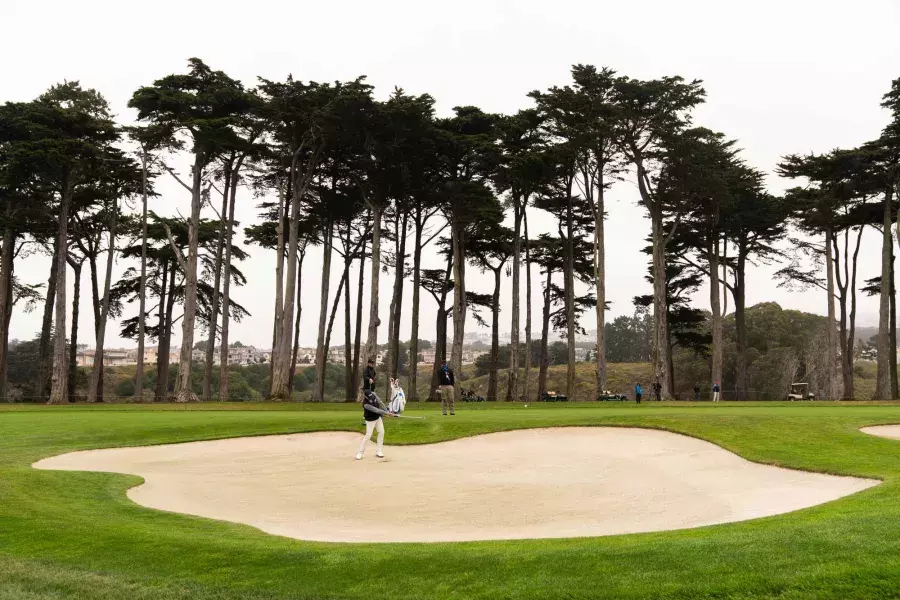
861,424,900,440
34,427,877,543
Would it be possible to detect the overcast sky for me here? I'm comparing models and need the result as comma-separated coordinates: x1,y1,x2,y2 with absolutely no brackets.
2,0,899,350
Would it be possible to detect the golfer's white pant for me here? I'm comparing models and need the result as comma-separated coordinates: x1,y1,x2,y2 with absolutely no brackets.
358,418,384,454
713,391,720,402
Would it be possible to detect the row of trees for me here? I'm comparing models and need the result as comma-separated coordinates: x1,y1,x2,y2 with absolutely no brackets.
2,58,899,402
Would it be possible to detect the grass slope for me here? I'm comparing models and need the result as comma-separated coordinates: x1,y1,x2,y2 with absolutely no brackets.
2,403,900,599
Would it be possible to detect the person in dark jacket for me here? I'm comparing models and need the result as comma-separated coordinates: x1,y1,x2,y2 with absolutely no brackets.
356,390,396,460
693,383,701,401
363,359,376,392
438,361,455,415
653,380,662,402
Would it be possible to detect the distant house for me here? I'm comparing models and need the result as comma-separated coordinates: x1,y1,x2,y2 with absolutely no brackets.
76,348,131,367
125,347,159,365
328,347,348,364
420,349,437,364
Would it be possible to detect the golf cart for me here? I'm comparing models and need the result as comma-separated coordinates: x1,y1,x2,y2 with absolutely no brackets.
540,391,568,402
787,383,815,401
598,390,627,401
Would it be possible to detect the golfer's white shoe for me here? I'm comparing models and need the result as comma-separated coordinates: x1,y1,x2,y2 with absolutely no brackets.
355,452,363,460
376,452,384,459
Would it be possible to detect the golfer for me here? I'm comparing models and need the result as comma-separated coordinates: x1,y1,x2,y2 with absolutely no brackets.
634,382,643,404
693,383,700,401
653,381,662,402
356,390,396,460
712,381,721,402
439,361,455,415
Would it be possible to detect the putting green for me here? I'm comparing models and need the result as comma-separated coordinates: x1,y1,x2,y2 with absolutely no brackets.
2,402,900,600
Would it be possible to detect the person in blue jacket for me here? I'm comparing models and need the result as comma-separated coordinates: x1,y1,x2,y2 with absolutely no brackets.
634,383,643,404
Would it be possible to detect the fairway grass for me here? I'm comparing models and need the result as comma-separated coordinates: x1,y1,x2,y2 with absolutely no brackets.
2,402,900,599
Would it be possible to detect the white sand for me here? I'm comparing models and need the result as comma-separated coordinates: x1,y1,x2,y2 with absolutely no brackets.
33,427,878,543
861,424,900,440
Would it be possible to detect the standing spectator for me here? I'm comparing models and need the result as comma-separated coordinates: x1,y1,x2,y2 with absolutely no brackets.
653,380,662,402
693,382,700,401
634,383,643,404
363,358,376,392
439,361,455,415
712,381,721,402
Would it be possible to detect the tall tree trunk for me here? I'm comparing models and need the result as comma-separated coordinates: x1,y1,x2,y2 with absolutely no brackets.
0,218,15,401
734,246,748,401
312,221,334,402
269,179,288,391
1,248,12,402
845,228,862,400
352,242,366,394
387,211,409,399
708,236,723,391
48,187,71,405
154,261,169,402
430,308,448,401
67,260,81,403
507,200,522,401
824,227,838,400
204,171,231,401
161,270,177,400
174,162,205,403
363,203,382,382
538,268,552,398
289,251,305,393
488,266,501,401
135,151,149,401
876,189,892,400
344,232,354,401
523,211,533,402
271,176,305,400
36,239,59,401
218,171,241,402
650,210,671,400
564,183,576,400
891,252,898,399
322,268,349,395
593,182,607,396
429,258,453,401
408,212,423,402
87,253,104,400
450,219,466,397
87,203,118,404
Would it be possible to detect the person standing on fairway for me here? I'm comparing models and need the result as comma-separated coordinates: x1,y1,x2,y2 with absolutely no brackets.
357,390,396,460
363,358,376,392
712,381,721,402
693,382,701,401
439,361,455,415
634,383,643,404
653,380,662,402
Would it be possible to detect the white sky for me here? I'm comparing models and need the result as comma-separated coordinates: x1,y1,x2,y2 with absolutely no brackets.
2,0,899,350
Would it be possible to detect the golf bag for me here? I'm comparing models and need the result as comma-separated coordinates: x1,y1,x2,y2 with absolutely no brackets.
388,378,407,413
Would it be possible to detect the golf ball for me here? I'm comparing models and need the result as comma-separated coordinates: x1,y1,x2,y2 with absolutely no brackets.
524,404,528,407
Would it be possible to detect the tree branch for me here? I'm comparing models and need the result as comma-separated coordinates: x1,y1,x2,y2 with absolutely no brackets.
160,162,193,194
162,224,187,272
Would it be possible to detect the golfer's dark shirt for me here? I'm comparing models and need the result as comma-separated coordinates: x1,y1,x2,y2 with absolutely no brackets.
363,366,376,391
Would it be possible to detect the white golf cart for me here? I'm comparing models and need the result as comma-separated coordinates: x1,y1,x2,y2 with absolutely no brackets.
787,383,815,401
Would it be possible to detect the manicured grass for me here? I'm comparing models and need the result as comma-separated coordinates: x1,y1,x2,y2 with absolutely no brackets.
2,402,900,599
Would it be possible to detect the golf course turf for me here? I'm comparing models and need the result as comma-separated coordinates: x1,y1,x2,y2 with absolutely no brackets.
2,402,900,599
